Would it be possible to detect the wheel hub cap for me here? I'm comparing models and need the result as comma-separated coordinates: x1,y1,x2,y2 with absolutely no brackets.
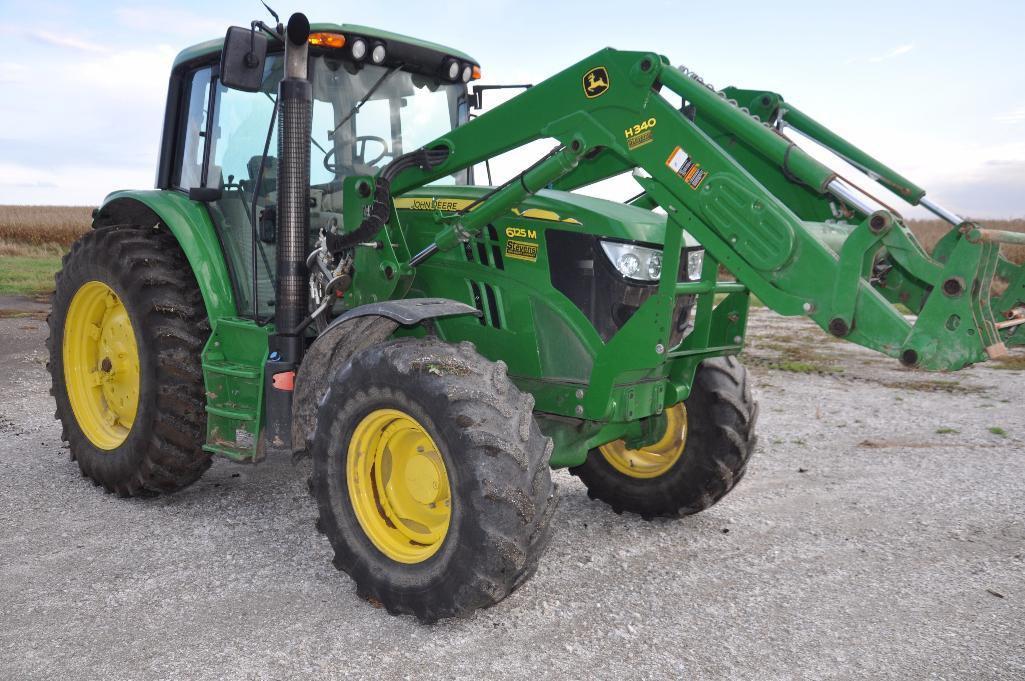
62,281,140,450
599,402,688,479
347,409,452,564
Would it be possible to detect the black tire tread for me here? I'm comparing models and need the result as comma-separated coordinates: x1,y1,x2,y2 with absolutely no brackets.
570,355,758,519
310,337,557,622
47,225,211,496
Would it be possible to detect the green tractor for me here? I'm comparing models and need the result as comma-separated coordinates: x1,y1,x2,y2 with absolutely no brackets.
48,13,1024,622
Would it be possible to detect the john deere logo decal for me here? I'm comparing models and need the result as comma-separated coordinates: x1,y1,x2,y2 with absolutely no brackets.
583,67,610,98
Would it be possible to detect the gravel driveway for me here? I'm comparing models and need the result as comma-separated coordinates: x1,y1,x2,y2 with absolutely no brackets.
1,306,1022,680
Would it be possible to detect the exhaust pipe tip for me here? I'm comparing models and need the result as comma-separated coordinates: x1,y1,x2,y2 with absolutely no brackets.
286,12,310,46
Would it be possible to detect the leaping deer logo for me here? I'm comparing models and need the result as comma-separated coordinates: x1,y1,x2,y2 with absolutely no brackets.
583,67,610,98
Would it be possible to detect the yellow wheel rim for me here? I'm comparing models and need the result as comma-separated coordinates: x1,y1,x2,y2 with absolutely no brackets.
62,281,140,450
599,403,688,479
347,408,452,564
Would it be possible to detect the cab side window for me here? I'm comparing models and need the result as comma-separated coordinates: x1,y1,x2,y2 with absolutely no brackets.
176,66,215,190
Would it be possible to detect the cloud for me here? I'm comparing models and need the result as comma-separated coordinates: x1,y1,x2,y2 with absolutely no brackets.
0,38,177,205
994,107,1025,123
868,43,915,63
0,162,153,206
68,44,178,102
0,62,28,83
31,30,108,54
929,160,1025,219
114,6,232,38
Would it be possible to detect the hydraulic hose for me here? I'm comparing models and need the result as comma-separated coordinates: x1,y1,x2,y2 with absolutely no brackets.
325,147,448,257
324,176,392,254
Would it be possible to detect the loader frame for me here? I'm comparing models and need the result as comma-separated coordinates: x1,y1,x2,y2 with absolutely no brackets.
375,48,1023,373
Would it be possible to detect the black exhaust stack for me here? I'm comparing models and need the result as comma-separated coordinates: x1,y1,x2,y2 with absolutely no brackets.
265,13,311,455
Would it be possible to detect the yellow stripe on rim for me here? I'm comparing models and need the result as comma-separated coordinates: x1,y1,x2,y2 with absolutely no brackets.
62,281,140,450
599,403,688,479
347,408,452,564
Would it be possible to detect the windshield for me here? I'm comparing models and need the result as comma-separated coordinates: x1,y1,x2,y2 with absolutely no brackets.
308,55,469,185
209,55,469,191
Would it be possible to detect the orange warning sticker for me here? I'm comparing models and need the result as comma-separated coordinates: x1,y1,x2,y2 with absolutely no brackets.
665,146,708,190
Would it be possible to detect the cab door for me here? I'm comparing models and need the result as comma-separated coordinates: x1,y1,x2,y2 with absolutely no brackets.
174,58,283,321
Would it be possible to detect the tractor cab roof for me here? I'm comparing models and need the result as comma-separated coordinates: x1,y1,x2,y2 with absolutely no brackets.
173,22,477,71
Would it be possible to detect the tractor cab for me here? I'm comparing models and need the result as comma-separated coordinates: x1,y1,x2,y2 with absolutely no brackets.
161,24,479,318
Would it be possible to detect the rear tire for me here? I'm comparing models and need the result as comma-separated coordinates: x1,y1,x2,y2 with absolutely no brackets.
310,337,557,622
570,356,757,519
47,225,211,496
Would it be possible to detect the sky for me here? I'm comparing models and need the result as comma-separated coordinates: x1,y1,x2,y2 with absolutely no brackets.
0,0,1023,218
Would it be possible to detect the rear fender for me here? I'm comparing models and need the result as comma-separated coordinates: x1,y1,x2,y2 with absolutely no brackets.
94,190,237,321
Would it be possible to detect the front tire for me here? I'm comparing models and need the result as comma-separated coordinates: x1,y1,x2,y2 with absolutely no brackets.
310,337,557,622
47,225,211,496
570,356,757,519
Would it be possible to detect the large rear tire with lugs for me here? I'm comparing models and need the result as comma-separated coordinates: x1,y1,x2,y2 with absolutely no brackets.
47,225,211,496
570,356,757,519
310,337,557,623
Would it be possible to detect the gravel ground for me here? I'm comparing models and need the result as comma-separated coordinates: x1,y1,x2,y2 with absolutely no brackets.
1,306,1023,680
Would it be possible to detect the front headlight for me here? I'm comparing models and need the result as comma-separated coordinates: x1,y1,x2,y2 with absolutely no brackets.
686,249,705,280
600,241,662,282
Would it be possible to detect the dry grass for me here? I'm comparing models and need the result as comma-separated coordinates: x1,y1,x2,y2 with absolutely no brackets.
0,206,91,295
908,218,1025,265
0,205,92,256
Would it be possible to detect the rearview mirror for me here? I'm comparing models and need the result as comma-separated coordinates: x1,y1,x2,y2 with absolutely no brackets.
221,26,268,92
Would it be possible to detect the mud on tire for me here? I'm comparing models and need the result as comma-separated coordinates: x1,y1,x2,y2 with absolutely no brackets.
570,356,758,519
310,337,557,622
47,225,211,496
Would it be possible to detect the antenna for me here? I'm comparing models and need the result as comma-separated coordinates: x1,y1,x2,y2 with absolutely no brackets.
260,0,280,25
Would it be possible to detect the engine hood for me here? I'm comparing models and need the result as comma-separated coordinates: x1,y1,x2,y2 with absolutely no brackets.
396,185,699,249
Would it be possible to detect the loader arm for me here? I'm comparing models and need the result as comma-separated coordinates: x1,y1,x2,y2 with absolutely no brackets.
355,48,1023,371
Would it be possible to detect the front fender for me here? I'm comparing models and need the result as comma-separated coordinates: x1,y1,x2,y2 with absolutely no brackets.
291,298,480,452
95,190,236,322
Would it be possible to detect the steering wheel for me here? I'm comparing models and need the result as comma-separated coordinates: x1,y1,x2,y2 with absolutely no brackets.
323,135,390,174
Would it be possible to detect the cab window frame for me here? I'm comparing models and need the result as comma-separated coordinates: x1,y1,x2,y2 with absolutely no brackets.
159,55,222,193
173,64,222,193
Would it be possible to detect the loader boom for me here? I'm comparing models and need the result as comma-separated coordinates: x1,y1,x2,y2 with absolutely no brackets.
356,48,1023,371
